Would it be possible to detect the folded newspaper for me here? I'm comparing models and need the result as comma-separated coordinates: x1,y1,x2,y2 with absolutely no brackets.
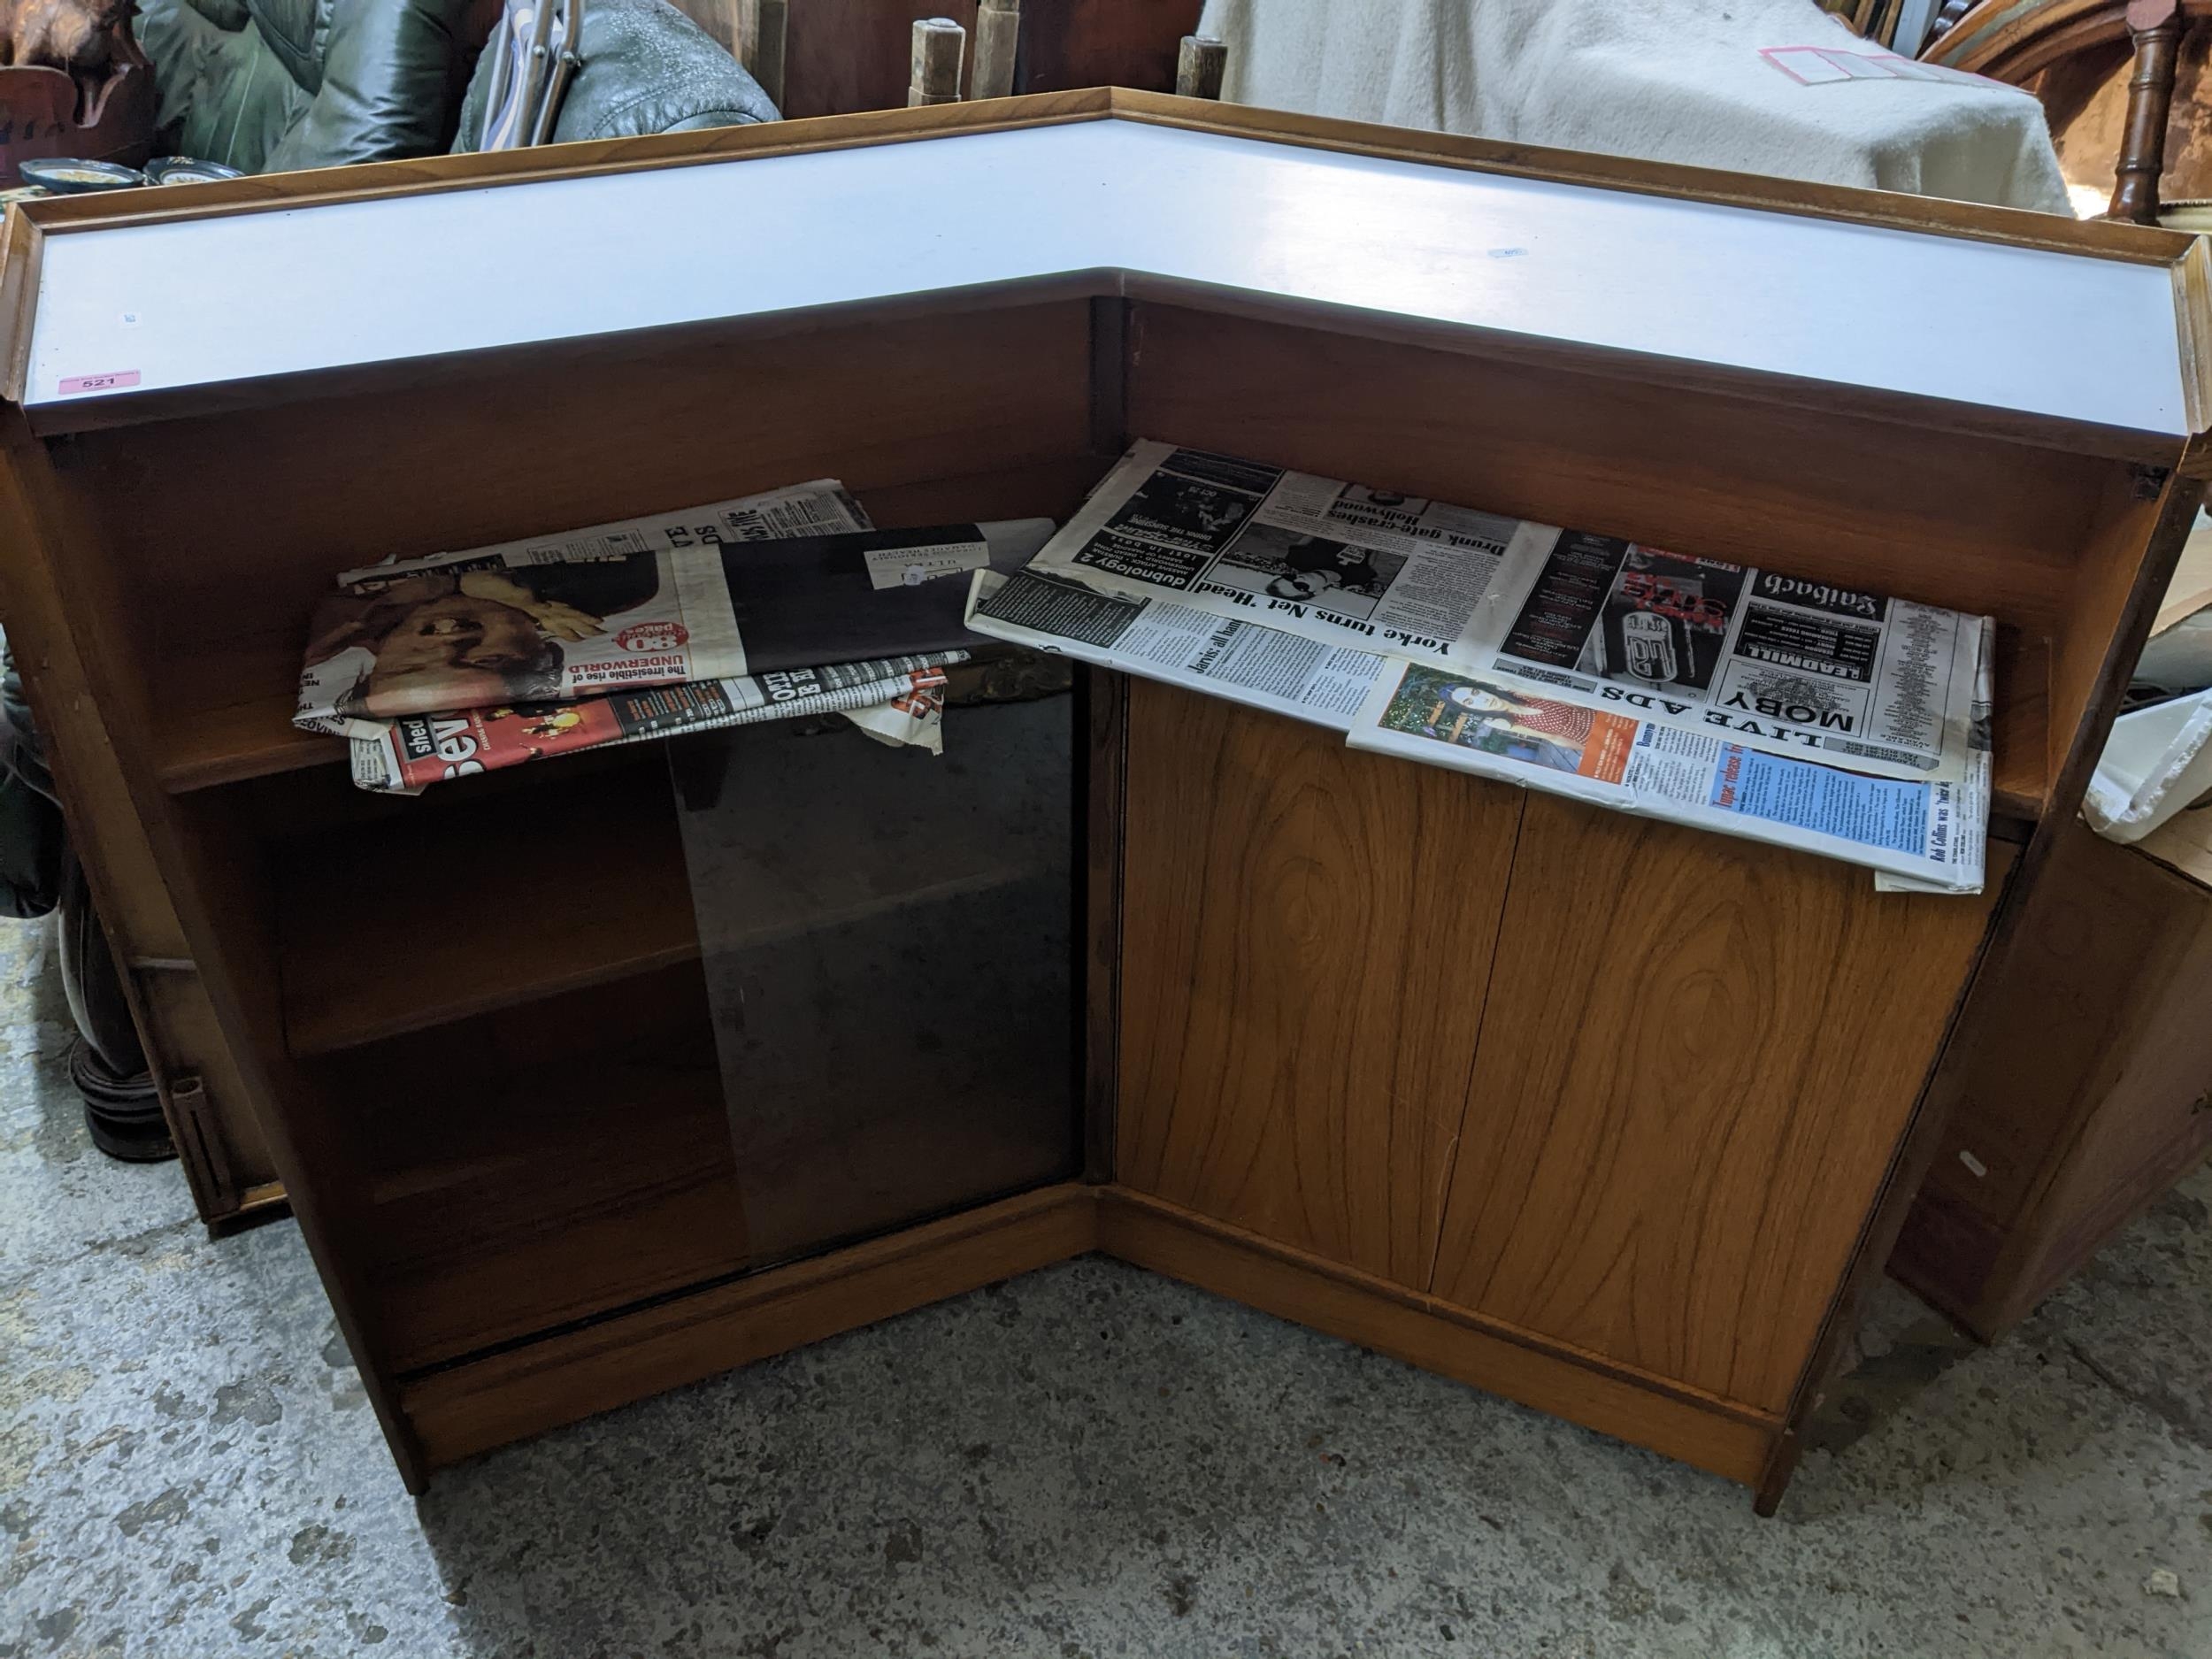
299,481,1052,791
298,481,871,735
349,656,961,792
1024,442,1984,786
1348,658,1989,894
296,480,1053,729
967,444,1996,894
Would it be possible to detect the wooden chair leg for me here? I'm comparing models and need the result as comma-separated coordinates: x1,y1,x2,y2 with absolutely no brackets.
972,0,1020,100
2110,0,2183,224
909,15,965,106
1176,34,1226,100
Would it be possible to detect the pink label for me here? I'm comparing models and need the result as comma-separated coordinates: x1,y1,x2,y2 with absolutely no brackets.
58,370,141,395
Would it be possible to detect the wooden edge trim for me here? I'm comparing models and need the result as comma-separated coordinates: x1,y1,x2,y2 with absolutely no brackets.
16,90,1120,235
1095,1187,1778,1490
401,1183,1101,1471
0,405,428,1484
27,263,2186,467
1102,88,2197,266
2176,239,2212,445
1121,273,2187,468
204,1181,292,1240
1752,839,2024,1513
22,272,1123,440
18,86,2176,263
0,211,42,403
1080,664,1128,1183
2053,472,2208,811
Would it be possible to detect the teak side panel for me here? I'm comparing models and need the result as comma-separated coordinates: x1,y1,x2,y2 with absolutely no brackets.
1429,794,2001,1414
1895,818,2212,1335
1916,817,2193,1236
1116,682,1523,1289
0,412,279,1225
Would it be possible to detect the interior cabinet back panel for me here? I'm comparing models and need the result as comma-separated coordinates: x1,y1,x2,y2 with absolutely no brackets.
1116,680,1525,1289
1125,303,2109,643
65,300,1097,682
1429,795,2006,1411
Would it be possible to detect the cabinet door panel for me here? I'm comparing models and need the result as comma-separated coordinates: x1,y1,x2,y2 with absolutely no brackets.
1430,795,2003,1411
1117,680,1524,1288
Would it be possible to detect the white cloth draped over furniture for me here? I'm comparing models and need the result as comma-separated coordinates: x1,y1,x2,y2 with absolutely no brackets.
1195,0,2072,211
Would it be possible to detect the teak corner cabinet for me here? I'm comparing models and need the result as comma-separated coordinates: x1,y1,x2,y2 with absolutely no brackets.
2,92,2202,1512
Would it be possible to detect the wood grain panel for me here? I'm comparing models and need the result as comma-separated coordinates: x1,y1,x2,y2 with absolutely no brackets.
1117,681,1524,1288
1429,793,2001,1413
1896,816,2212,1335
1909,815,2192,1238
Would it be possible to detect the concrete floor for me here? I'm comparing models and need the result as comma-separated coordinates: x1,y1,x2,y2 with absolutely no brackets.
1,917,2208,1659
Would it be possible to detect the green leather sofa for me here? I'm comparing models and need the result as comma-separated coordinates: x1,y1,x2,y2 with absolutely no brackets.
135,0,776,173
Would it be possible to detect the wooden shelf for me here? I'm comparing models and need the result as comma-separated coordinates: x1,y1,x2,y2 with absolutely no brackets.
276,771,697,1056
274,733,1065,1057
337,963,1078,1375
159,634,345,792
341,991,753,1373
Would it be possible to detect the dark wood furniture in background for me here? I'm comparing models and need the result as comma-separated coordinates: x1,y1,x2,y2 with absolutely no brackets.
1894,812,2212,1336
0,57,155,188
1928,0,2212,220
671,0,1202,115
0,93,2200,1512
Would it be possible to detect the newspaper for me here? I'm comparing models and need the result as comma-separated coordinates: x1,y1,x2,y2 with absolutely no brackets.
298,511,1048,732
298,480,872,735
1348,656,1989,893
966,568,1388,728
349,655,961,793
847,675,949,755
1026,442,1983,784
966,565,1991,893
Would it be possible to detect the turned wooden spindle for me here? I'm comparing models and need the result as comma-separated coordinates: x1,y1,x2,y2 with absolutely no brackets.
2109,0,2184,224
971,0,1021,100
1176,35,1227,100
909,16,965,106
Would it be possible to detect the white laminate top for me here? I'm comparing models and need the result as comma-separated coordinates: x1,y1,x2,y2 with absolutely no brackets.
19,117,2191,434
